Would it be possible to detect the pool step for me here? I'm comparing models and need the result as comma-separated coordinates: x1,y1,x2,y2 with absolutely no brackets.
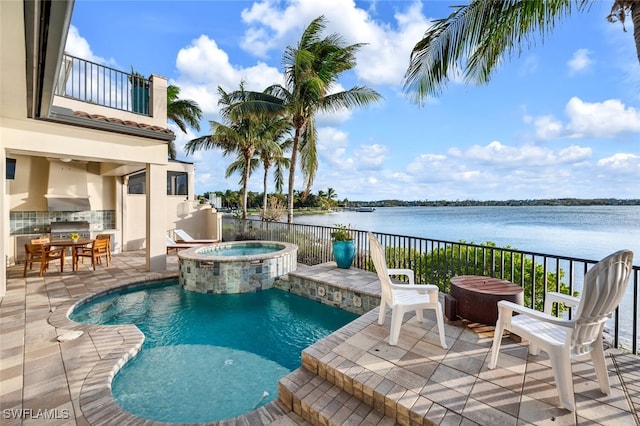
279,368,397,425
279,321,440,426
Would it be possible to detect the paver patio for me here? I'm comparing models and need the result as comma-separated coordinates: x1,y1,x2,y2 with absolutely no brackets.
1,251,638,425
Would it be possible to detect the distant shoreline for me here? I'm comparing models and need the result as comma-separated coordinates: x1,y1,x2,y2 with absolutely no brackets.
345,198,640,208
228,199,640,216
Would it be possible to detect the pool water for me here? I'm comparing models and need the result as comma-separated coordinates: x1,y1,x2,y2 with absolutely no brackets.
197,242,282,256
69,282,358,423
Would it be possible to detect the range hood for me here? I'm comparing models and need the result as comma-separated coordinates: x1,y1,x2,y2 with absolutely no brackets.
45,159,91,211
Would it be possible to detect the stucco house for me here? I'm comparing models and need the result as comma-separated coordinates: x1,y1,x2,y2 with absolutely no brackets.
0,0,221,297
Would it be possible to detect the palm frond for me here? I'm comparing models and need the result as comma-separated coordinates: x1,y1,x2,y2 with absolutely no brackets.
299,118,318,195
403,0,590,101
167,84,202,137
321,87,382,113
168,99,202,132
297,16,326,52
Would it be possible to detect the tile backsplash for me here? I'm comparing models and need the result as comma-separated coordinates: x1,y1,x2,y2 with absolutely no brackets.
10,210,115,234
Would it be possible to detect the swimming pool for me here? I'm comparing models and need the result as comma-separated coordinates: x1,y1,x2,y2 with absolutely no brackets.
69,281,358,423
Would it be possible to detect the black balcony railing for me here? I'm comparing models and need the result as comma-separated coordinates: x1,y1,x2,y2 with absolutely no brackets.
55,54,151,116
223,217,640,355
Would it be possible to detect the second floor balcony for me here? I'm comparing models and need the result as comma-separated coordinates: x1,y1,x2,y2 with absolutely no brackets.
52,54,168,129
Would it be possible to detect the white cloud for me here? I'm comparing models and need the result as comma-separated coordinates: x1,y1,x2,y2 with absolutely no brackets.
354,144,387,171
556,145,593,162
596,153,640,173
240,27,275,60
403,141,594,194
238,0,430,86
462,141,591,166
390,140,606,200
567,48,593,76
65,25,114,66
533,115,564,140
317,127,351,169
173,35,283,115
529,97,640,140
354,2,431,85
564,97,640,138
174,84,219,119
175,36,235,84
406,153,447,175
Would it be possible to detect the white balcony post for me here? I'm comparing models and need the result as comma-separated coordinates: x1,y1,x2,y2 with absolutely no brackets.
149,74,167,124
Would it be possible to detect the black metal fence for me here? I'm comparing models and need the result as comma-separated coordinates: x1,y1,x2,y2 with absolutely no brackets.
55,54,151,116
223,217,640,354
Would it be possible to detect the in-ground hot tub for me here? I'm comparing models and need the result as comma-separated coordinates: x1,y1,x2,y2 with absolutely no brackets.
178,241,298,294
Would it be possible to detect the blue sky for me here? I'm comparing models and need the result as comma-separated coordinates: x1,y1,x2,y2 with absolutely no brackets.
67,0,640,201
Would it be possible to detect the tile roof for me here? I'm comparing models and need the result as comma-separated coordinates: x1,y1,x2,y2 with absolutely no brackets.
73,111,174,136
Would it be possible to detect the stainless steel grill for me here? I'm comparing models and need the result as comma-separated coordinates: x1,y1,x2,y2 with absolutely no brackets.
50,221,91,240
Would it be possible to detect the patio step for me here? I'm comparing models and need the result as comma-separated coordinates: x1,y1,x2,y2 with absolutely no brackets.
278,368,397,425
288,333,439,426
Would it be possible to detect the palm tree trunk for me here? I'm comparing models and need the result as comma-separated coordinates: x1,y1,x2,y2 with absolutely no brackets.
633,2,640,64
287,128,302,223
262,167,269,220
241,164,249,220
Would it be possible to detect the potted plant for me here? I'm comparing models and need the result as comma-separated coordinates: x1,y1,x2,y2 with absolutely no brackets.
68,232,80,243
129,67,150,114
331,224,355,269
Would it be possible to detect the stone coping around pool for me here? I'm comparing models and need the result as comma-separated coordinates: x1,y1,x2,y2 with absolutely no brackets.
277,262,384,315
277,273,381,316
46,276,298,425
286,263,382,297
177,240,298,262
47,276,170,425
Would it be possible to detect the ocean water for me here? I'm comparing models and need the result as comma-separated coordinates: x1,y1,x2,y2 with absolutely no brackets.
293,205,640,264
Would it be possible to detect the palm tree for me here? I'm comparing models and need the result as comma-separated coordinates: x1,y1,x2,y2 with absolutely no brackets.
185,85,261,220
227,16,382,223
256,118,292,219
317,189,328,209
403,1,640,100
167,84,203,159
326,187,338,206
222,189,240,210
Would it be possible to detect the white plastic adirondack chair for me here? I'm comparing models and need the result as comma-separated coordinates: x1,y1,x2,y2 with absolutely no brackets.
488,249,633,411
368,232,448,349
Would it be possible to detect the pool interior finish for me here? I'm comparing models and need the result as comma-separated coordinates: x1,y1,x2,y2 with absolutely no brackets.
69,281,358,423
